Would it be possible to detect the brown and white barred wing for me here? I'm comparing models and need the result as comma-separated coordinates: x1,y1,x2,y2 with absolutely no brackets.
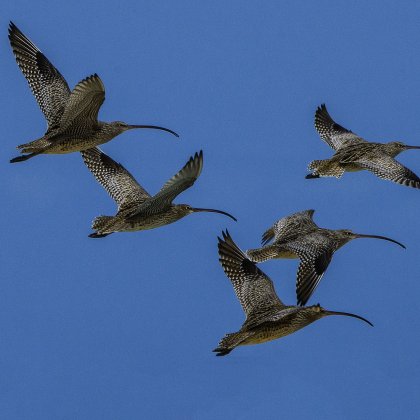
315,104,365,151
355,155,420,189
218,230,284,319
8,22,71,131
261,209,318,245
81,147,151,211
283,233,335,306
59,74,105,133
132,151,204,215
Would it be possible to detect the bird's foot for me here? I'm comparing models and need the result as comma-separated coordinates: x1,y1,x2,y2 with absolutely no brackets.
10,152,40,163
10,155,31,163
88,232,111,238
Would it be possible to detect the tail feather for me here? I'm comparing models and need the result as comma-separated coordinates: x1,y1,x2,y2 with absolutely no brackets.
91,215,114,235
246,244,279,262
213,331,250,356
308,159,344,178
17,138,51,153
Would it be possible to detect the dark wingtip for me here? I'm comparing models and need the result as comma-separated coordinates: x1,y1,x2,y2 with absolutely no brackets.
8,21,16,33
8,21,20,41
306,174,320,179
316,103,327,113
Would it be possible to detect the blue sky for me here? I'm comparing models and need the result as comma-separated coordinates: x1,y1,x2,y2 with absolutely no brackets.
2,0,420,418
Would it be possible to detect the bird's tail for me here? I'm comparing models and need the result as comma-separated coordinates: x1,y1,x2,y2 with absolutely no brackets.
91,216,114,233
213,332,249,356
308,159,344,178
17,138,51,153
246,245,279,262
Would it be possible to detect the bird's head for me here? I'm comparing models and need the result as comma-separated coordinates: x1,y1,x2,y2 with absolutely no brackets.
173,204,237,221
386,141,420,156
110,121,132,133
334,229,358,244
309,304,373,326
334,229,405,249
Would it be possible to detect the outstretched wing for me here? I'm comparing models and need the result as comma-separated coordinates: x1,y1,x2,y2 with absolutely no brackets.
356,155,420,189
59,74,105,131
81,147,151,211
218,230,284,320
314,104,365,151
8,22,70,131
282,233,335,306
130,151,203,216
261,209,317,245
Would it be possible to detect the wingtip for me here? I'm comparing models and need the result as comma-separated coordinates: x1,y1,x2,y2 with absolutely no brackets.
316,103,327,112
8,21,17,38
222,229,230,240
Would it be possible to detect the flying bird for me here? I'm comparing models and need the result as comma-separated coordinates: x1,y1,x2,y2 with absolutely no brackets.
246,210,405,306
214,230,373,356
81,148,236,237
8,22,178,163
306,104,420,188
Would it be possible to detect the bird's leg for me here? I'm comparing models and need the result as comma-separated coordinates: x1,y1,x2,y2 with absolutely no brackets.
305,174,320,179
10,152,41,163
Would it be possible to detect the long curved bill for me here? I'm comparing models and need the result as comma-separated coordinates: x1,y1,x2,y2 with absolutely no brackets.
128,124,179,138
404,145,420,150
192,207,237,222
355,233,405,249
323,310,373,327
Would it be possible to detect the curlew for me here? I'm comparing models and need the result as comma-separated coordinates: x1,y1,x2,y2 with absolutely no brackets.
306,104,420,188
8,22,178,163
246,210,405,306
81,148,236,237
213,230,373,356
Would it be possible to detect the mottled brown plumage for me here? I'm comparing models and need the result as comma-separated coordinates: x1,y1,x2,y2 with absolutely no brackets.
306,104,420,188
214,230,373,356
8,22,178,163
246,210,405,306
81,148,236,237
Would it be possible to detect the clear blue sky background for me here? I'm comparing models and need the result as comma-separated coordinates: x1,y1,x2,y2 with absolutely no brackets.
2,1,420,419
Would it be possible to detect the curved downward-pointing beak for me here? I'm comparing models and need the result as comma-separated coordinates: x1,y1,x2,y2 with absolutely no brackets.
192,207,237,222
323,310,373,326
404,145,420,150
127,125,179,138
354,233,406,249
